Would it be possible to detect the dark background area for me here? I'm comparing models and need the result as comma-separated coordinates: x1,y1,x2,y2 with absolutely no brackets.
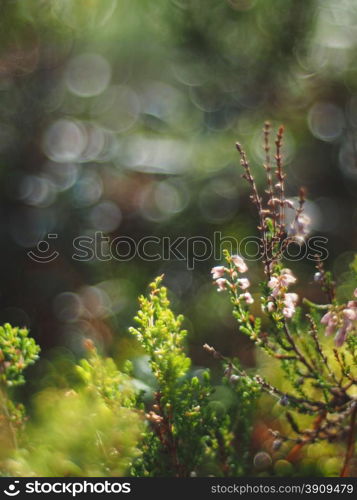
0,0,356,372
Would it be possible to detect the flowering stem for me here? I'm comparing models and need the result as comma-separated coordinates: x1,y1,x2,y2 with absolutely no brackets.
263,121,276,243
275,126,285,237
236,142,271,277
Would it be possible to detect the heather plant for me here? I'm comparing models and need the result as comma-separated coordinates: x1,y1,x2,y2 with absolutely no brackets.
129,276,259,477
1,119,356,478
209,123,357,477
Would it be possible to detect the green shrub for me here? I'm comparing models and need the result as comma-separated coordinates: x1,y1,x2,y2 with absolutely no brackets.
129,276,257,476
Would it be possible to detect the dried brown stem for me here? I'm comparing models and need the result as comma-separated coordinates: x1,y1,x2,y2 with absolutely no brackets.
151,392,185,477
236,142,271,276
263,121,274,207
274,126,285,237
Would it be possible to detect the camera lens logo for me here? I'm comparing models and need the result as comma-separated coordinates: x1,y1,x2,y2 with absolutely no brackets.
4,481,20,496
27,234,59,263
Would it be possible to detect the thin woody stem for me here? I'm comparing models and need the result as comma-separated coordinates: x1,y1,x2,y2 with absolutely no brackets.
307,314,339,385
287,411,327,462
333,349,349,385
293,187,306,226
263,121,276,274
274,126,285,237
236,143,264,225
254,375,327,411
203,346,328,413
236,142,270,277
263,121,274,210
281,319,318,376
340,403,357,477
315,257,335,304
153,392,185,477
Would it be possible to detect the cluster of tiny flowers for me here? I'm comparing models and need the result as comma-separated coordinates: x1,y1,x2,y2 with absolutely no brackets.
266,269,298,319
321,289,357,347
266,195,311,242
211,255,254,304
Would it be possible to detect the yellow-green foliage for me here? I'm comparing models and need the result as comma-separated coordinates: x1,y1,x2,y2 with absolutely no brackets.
130,275,191,391
75,347,137,410
7,349,143,477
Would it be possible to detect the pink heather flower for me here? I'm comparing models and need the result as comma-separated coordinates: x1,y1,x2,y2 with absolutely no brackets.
321,311,339,337
320,311,331,325
354,288,357,298
334,317,354,348
314,272,322,282
336,302,357,346
237,278,250,290
268,269,296,297
282,306,295,319
321,301,357,347
231,254,248,273
239,292,254,304
280,269,297,286
262,301,275,314
211,266,225,280
284,292,299,306
282,293,299,319
216,278,228,292
267,301,275,313
267,276,279,293
347,300,357,309
343,307,357,322
297,214,311,234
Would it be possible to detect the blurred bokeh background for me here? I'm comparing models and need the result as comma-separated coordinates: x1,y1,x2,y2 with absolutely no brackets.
0,0,356,373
